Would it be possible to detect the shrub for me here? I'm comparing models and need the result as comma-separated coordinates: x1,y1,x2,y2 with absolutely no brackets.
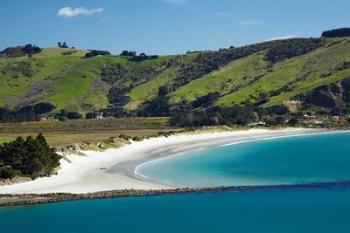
84,50,111,58
34,102,56,114
62,50,77,56
120,50,137,57
119,134,131,141
132,136,142,141
66,112,82,119
0,166,21,179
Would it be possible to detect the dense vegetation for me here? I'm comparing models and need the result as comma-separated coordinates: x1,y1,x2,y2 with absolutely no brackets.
322,28,350,38
170,104,258,127
0,102,55,122
84,50,111,58
0,134,61,179
129,53,159,62
264,38,322,63
0,44,41,57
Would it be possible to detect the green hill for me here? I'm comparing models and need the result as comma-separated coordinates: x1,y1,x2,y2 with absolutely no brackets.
217,37,350,108
1,29,350,124
0,48,179,112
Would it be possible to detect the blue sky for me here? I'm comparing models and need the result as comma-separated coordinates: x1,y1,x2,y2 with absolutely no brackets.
1,0,349,55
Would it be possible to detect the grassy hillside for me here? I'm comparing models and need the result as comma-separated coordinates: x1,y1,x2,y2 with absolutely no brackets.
217,38,350,107
126,67,177,110
1,33,350,119
0,48,178,113
170,53,268,103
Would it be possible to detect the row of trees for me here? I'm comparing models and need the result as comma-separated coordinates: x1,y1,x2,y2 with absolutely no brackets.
132,86,258,126
170,104,258,127
132,86,308,127
120,50,137,57
120,50,159,62
322,28,350,38
54,109,82,121
84,50,111,58
0,134,61,179
265,38,322,63
129,53,159,62
0,44,42,57
0,102,55,123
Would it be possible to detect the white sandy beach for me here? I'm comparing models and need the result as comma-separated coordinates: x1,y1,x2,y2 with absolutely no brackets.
0,128,326,194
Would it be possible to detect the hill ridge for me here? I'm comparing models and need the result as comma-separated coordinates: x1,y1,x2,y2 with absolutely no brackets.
1,28,350,125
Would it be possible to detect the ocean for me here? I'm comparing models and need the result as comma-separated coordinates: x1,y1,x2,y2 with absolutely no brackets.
1,131,350,233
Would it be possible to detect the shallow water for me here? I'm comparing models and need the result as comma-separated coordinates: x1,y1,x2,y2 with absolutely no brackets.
137,132,350,187
1,131,350,233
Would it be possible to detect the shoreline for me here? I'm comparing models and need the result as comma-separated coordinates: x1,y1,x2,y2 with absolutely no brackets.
0,128,338,194
133,129,348,185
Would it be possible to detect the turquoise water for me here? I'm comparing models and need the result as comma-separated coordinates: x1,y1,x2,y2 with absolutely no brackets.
1,131,350,233
1,186,350,233
137,132,350,187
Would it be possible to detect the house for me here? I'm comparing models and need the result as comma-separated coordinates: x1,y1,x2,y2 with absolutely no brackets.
96,113,104,120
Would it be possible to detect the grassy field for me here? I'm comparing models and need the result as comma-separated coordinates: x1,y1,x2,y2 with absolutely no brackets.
0,117,181,146
0,130,183,147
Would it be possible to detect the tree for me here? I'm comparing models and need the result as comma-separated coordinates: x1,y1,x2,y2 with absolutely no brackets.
143,88,170,117
86,112,97,119
192,92,220,108
0,134,61,179
84,50,111,58
62,42,68,48
66,112,82,119
58,42,69,48
120,50,137,57
108,87,128,104
0,166,21,179
34,102,56,114
158,86,169,96
170,101,195,126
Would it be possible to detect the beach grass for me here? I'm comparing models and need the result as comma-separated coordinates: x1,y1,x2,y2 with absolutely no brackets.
0,117,181,146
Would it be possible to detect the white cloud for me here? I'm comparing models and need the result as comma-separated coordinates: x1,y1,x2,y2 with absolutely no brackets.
238,20,260,26
58,7,103,18
162,0,188,6
266,35,299,41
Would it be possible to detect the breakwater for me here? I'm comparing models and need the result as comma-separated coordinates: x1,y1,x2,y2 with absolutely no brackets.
1,181,350,207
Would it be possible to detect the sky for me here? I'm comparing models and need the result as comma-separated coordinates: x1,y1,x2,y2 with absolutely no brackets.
1,0,350,55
